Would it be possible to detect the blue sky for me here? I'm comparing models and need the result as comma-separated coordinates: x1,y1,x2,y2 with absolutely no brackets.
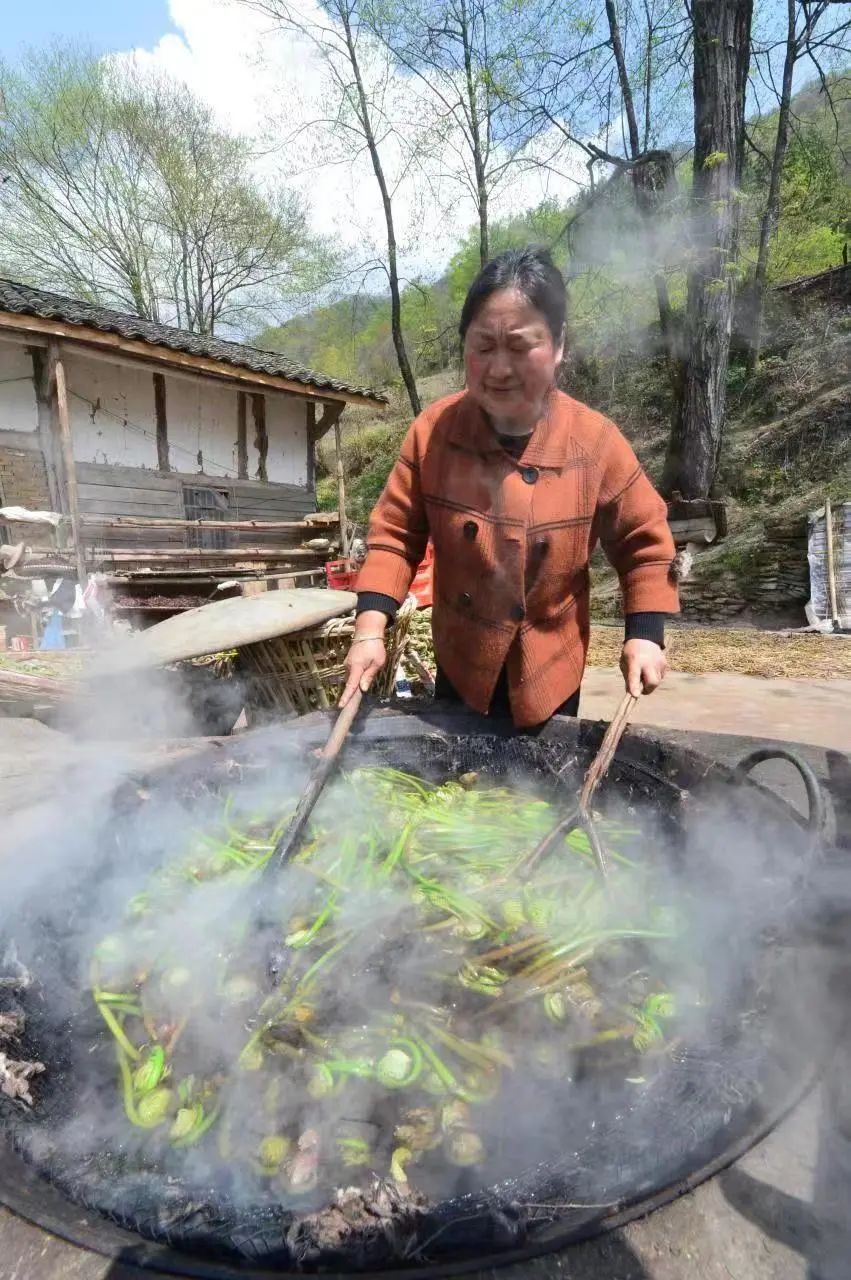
0,1,176,60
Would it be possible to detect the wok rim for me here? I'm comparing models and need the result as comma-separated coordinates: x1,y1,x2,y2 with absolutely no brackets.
0,709,837,1275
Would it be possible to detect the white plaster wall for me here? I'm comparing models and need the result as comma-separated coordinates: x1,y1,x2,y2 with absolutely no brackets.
53,349,310,486
265,393,308,486
166,376,241,478
64,352,159,468
0,340,38,432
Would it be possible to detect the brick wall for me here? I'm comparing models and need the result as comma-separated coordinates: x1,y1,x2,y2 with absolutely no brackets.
0,445,51,532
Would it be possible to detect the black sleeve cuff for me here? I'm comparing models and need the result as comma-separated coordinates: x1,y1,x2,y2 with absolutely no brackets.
624,612,666,648
356,591,400,621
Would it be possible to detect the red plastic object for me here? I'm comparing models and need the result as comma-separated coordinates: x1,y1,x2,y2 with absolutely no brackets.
325,559,358,591
325,542,434,606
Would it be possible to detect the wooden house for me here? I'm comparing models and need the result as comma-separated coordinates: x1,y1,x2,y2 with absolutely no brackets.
0,279,385,612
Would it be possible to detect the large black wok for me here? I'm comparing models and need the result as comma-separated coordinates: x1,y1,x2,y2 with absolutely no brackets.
0,706,844,1276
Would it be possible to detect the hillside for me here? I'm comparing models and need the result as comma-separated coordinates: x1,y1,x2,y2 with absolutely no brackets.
257,76,849,395
300,74,850,626
318,269,850,625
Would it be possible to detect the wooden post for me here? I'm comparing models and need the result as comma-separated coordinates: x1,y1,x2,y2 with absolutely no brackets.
153,373,170,472
236,392,248,480
333,416,349,558
49,344,87,589
306,402,316,492
825,498,840,630
29,347,62,513
251,393,268,482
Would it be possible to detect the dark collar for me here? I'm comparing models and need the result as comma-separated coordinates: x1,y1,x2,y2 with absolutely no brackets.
445,389,573,468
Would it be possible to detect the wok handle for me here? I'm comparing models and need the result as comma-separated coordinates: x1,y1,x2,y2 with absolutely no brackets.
732,747,826,838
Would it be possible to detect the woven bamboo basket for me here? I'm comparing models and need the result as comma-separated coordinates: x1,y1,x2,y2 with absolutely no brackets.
237,597,417,718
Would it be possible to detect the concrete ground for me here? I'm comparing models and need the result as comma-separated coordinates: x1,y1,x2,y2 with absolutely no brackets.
579,668,851,753
1,668,850,1279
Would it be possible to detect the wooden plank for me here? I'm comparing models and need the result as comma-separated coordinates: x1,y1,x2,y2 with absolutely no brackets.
75,461,180,490
79,499,185,518
103,567,326,582
234,487,314,503
78,484,181,504
0,310,387,409
79,515,321,533
98,547,323,561
230,478,312,499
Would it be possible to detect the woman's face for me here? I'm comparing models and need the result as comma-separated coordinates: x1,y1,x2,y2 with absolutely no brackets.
463,287,564,430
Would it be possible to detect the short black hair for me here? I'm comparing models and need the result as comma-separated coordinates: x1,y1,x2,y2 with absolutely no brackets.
459,246,566,344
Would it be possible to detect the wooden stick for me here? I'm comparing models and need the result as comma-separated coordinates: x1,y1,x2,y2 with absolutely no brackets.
270,688,363,869
518,693,639,886
579,692,639,811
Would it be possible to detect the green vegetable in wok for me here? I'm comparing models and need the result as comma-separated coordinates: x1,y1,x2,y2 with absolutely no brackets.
136,1087,174,1129
90,764,686,1191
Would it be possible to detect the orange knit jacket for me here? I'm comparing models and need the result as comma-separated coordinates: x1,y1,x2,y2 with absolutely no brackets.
357,389,680,726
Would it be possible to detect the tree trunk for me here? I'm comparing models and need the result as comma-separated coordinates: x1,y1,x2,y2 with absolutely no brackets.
606,2,679,371
460,0,489,267
662,0,753,500
746,0,796,373
605,1,641,158
340,4,421,417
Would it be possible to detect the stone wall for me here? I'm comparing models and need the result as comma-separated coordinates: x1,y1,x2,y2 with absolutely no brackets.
592,514,813,624
0,445,51,514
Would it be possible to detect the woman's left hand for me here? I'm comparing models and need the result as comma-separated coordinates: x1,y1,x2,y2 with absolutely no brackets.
620,639,667,697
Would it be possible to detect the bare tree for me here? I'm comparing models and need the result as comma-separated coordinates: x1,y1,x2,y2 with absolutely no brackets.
237,0,422,414
745,0,851,370
0,47,321,334
363,0,533,268
662,0,754,500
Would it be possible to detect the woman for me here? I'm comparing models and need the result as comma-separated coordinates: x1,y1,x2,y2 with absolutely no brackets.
341,247,679,728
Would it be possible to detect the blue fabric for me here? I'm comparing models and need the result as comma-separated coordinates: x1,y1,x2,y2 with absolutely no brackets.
39,611,66,650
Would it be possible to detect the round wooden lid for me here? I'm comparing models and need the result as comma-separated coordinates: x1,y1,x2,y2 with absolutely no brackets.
94,588,357,674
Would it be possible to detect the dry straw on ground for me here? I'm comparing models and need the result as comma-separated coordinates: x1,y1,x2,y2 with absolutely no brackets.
409,611,850,682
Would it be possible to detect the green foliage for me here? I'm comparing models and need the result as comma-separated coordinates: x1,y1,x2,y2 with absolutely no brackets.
740,80,851,284
316,421,410,522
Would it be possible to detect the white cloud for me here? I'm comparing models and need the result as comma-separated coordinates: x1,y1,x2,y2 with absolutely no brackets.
125,0,587,286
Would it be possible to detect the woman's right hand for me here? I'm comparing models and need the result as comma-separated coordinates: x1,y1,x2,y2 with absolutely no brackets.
340,627,387,707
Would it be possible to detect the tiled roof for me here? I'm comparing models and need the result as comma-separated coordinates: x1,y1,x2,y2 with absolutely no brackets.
0,278,387,403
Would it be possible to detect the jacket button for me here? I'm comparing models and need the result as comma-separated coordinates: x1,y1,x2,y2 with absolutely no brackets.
533,537,549,559
458,592,472,608
510,604,525,622
462,520,478,540
521,466,539,485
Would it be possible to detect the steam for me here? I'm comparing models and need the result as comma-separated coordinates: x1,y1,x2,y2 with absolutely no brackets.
0,666,847,1268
